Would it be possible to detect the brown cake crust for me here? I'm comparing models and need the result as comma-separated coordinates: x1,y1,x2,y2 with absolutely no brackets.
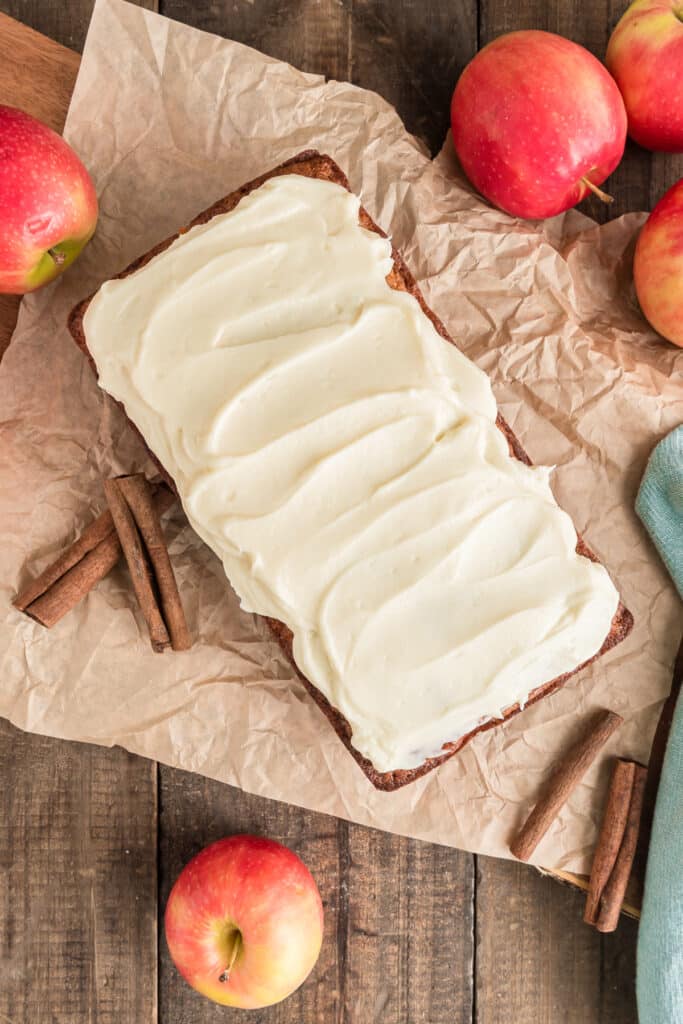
67,151,634,791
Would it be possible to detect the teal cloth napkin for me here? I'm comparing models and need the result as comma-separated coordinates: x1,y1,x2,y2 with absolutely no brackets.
636,426,683,593
636,425,683,1024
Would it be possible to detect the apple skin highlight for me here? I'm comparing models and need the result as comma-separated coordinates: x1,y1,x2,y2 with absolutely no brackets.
164,835,324,1009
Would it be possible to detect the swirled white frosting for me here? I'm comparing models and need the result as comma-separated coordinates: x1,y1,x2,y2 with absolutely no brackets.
83,173,619,772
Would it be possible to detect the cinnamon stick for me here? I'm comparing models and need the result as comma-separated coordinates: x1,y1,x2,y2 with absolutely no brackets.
584,759,636,924
117,474,190,651
510,710,624,862
14,485,175,627
595,763,647,933
104,478,171,652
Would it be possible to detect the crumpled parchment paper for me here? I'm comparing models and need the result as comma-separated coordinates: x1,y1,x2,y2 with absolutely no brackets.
1,0,681,872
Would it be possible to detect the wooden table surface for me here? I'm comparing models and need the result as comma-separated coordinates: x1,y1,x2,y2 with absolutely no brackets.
2,2,681,1022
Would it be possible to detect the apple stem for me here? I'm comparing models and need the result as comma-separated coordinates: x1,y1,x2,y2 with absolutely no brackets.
48,247,66,266
580,177,614,205
218,932,242,984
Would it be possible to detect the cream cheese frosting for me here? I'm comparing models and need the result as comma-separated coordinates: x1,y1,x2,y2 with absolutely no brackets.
83,173,620,773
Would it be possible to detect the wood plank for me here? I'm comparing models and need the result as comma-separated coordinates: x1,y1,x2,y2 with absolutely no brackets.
161,0,351,84
475,857,638,1024
0,8,160,1024
340,828,474,1024
351,0,477,153
0,0,157,51
647,148,683,212
0,719,158,1022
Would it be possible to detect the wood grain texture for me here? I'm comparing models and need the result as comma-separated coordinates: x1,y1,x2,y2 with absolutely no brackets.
475,857,638,1024
0,719,158,1022
161,0,351,85
339,827,474,1024
0,0,157,50
351,0,477,153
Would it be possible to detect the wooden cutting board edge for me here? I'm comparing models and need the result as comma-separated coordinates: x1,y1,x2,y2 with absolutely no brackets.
0,10,642,918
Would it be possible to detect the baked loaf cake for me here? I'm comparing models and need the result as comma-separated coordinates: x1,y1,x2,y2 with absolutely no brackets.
68,151,633,791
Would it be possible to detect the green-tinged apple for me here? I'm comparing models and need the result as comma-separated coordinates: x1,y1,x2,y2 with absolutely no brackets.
451,31,627,219
0,106,98,294
164,835,324,1009
607,1,683,152
634,178,683,347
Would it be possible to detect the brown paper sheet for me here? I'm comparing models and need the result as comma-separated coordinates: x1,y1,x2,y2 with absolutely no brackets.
1,0,681,873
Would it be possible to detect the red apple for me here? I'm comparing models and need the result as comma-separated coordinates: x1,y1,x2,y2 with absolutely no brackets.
606,1,683,153
633,178,683,347
451,31,627,219
0,106,98,294
164,835,324,1009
